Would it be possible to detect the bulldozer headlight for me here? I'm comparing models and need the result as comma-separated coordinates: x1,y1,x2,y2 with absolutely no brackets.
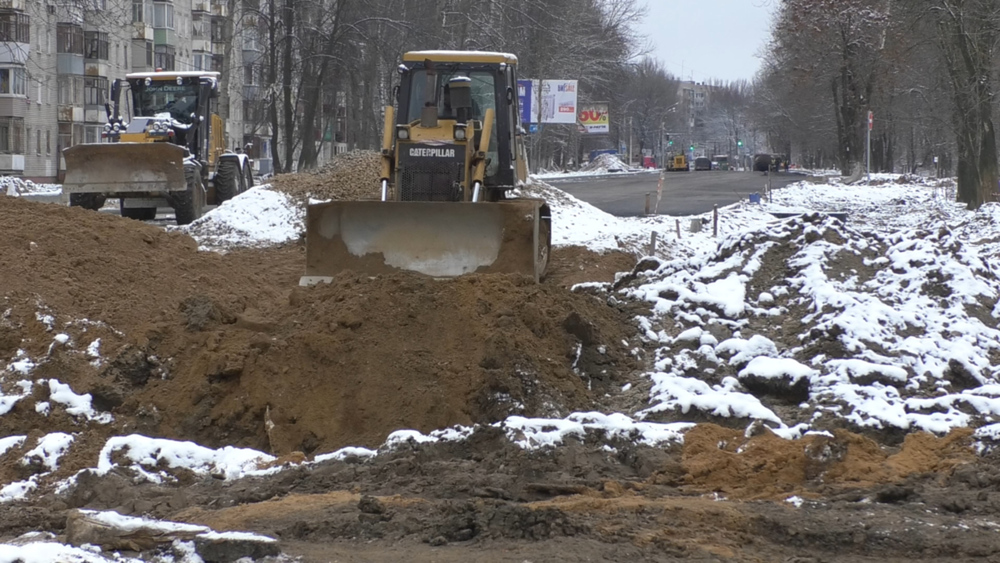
453,125,467,141
112,123,121,132
396,126,409,140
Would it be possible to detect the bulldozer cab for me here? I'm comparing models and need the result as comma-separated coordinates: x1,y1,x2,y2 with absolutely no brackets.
394,51,527,195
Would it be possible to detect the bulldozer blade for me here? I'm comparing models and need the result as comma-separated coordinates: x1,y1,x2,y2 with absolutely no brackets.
301,200,551,284
62,143,187,194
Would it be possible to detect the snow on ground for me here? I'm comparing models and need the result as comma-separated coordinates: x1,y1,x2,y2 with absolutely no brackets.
0,177,61,197
174,185,303,251
533,153,644,180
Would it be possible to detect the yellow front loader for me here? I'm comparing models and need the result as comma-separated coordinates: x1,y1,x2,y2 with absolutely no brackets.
62,71,254,225
301,51,550,284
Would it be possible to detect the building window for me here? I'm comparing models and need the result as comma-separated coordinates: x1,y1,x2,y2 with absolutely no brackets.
154,45,175,71
192,14,207,39
46,130,51,154
57,24,85,55
85,126,99,144
58,122,72,150
0,117,24,154
152,2,174,29
84,31,109,60
0,67,25,95
84,77,108,106
132,0,153,23
58,75,85,105
36,128,41,155
0,10,29,43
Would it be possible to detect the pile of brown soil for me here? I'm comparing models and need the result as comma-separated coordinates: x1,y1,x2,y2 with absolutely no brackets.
0,197,641,465
269,151,381,202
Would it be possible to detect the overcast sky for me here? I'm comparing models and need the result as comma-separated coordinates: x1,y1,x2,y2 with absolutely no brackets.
636,0,777,84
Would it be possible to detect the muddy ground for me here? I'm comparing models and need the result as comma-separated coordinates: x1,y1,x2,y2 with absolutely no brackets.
2,192,1000,561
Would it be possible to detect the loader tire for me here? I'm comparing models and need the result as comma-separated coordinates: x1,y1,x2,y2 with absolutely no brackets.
172,163,205,226
69,193,107,211
120,201,157,221
215,158,239,203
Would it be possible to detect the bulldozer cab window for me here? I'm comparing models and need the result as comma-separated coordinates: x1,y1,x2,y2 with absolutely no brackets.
406,70,496,124
134,82,200,124
406,69,499,177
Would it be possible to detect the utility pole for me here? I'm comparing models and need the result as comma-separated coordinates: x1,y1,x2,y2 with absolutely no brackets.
628,116,633,168
866,109,873,182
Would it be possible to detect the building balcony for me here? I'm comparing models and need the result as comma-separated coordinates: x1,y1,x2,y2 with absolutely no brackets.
0,96,25,118
0,153,24,173
58,105,84,122
57,53,84,75
84,60,111,78
0,0,27,10
0,41,28,64
133,22,154,41
243,46,261,64
192,38,211,53
153,28,176,47
192,1,210,12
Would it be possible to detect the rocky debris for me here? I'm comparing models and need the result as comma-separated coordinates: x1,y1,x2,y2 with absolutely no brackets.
269,150,381,202
65,509,280,562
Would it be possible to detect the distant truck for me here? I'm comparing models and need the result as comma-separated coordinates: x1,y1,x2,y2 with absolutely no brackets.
713,155,729,170
754,153,774,172
666,154,689,171
693,157,712,171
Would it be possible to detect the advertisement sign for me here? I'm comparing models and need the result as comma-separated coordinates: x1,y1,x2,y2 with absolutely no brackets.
578,103,609,134
517,80,532,124
520,79,579,124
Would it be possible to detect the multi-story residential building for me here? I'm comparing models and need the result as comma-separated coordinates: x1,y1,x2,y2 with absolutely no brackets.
1,0,269,183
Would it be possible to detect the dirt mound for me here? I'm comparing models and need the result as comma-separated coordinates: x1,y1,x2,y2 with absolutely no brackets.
118,272,639,455
545,246,637,287
269,151,381,202
0,197,641,467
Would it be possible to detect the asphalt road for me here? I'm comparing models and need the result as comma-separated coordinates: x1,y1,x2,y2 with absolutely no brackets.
547,170,804,217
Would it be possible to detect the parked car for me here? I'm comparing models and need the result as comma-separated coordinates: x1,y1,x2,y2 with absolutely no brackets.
694,157,712,171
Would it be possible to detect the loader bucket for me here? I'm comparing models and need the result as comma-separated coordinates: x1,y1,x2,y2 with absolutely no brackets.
62,143,187,194
301,199,551,284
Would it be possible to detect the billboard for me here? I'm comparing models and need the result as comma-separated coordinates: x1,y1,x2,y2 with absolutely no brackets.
517,79,532,124
578,103,609,134
518,79,579,124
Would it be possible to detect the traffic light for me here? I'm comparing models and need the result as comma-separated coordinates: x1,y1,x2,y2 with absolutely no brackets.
689,145,694,151
737,140,743,147
667,140,673,146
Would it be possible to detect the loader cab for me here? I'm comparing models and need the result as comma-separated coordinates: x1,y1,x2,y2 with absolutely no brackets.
396,51,523,192
111,71,223,166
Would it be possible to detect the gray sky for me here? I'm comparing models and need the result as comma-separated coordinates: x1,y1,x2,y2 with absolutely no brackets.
636,0,777,84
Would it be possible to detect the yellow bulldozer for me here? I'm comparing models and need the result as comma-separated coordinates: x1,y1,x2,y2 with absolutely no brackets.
62,71,253,225
301,51,551,284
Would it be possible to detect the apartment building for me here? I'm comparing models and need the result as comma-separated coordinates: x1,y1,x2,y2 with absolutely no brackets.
0,0,269,183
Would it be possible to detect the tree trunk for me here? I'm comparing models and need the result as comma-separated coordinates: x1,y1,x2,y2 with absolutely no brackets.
281,0,294,172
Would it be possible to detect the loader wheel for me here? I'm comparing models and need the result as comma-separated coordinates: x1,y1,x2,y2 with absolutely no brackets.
215,158,239,203
69,193,107,211
171,163,206,226
119,201,157,221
